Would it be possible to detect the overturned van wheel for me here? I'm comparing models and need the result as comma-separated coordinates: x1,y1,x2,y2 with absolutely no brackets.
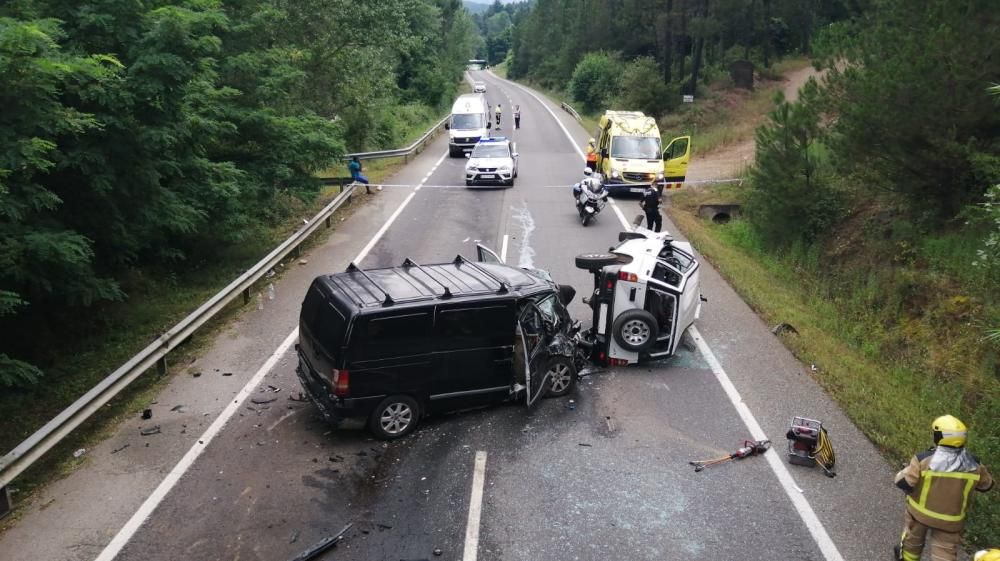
544,356,577,398
369,395,420,440
575,252,618,271
612,309,659,352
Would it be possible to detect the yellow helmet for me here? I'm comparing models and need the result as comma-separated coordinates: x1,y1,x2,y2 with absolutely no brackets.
932,415,967,447
973,549,1000,561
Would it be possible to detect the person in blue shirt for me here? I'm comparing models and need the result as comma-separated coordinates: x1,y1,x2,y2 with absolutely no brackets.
349,156,378,193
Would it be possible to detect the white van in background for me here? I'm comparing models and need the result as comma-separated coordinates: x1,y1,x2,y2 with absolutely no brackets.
447,93,490,157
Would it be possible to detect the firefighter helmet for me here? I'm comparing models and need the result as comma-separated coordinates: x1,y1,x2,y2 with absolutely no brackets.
932,415,967,448
973,550,1000,561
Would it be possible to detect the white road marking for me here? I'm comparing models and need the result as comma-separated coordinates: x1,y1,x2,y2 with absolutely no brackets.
93,150,450,561
94,328,300,561
500,234,509,263
502,71,848,561
689,327,845,561
462,451,488,561
354,151,448,263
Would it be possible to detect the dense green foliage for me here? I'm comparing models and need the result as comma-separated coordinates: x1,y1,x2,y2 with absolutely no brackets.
510,0,847,102
741,0,999,545
469,0,527,65
0,0,476,388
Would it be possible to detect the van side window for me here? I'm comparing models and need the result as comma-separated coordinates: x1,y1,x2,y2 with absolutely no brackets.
350,312,433,360
437,305,516,350
653,263,681,288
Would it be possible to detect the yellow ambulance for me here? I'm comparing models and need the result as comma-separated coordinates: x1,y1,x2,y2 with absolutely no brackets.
593,111,691,195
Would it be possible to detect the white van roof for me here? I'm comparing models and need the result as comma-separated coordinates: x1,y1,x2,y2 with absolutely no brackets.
452,93,486,114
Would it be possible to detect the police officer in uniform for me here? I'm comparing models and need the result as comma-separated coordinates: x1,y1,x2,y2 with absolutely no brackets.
639,183,663,232
893,415,993,561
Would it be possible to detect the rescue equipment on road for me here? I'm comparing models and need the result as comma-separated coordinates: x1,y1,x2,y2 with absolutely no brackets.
785,416,836,477
690,439,771,472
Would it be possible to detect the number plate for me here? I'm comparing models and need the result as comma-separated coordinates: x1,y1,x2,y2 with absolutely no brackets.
630,187,645,193
480,174,495,179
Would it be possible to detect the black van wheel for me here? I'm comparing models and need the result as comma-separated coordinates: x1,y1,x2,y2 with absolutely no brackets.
544,356,577,398
612,309,659,352
575,252,618,271
369,395,420,440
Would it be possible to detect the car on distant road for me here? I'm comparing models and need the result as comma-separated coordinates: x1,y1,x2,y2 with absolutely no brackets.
295,245,579,439
473,81,487,93
465,137,518,187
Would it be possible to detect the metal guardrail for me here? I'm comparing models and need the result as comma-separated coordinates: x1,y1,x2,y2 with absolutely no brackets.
0,184,357,504
560,102,582,122
344,115,449,162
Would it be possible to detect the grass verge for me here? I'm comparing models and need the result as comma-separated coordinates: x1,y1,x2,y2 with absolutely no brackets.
668,186,999,547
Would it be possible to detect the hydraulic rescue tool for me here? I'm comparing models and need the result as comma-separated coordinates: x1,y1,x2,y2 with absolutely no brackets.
785,416,836,477
689,440,771,472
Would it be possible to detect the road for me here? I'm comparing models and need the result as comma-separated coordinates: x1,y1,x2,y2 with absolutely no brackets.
0,70,906,561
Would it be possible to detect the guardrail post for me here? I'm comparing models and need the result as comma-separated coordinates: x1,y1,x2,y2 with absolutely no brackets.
292,245,301,258
325,216,331,228
157,356,167,377
243,287,251,305
1,485,12,519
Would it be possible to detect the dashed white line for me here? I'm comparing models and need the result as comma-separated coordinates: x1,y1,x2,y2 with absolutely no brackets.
462,451,488,561
500,234,509,263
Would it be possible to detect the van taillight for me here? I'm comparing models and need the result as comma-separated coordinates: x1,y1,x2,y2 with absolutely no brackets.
618,271,638,282
332,369,349,397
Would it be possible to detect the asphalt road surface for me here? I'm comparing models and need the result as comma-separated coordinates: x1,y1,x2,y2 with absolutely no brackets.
0,71,910,561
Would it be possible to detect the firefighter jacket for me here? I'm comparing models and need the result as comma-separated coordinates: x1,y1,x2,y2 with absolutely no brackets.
894,446,993,532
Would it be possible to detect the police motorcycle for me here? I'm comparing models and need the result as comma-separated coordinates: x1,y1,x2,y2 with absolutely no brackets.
571,168,609,226
573,223,705,366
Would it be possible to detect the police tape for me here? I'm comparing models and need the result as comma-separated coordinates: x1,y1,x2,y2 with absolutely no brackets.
345,178,745,190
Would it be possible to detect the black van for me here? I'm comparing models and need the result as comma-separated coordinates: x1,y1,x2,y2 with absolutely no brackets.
295,246,579,439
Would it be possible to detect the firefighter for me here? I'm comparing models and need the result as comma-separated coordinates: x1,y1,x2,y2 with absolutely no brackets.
585,138,597,171
893,415,993,561
974,550,1000,561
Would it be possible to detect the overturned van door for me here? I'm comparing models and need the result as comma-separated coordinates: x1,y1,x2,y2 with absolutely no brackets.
643,241,700,358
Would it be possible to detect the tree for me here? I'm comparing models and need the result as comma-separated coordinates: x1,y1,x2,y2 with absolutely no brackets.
568,51,622,113
614,57,677,118
747,81,843,246
819,0,1000,220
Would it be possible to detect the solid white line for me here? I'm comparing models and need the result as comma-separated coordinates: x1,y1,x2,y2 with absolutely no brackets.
94,328,300,561
609,199,631,231
494,73,584,161
689,326,845,561
500,234,509,263
94,150,451,560
496,71,846,561
462,451,488,561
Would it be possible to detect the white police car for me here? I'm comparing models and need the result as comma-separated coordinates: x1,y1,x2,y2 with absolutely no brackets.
465,137,518,187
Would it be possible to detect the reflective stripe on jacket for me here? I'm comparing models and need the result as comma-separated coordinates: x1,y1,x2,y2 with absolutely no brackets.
895,447,993,532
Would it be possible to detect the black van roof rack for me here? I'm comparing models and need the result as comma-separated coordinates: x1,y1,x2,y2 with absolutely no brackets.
453,255,509,294
345,262,394,305
401,258,452,298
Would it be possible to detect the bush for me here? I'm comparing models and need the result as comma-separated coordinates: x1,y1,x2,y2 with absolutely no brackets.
613,56,677,118
568,51,622,113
